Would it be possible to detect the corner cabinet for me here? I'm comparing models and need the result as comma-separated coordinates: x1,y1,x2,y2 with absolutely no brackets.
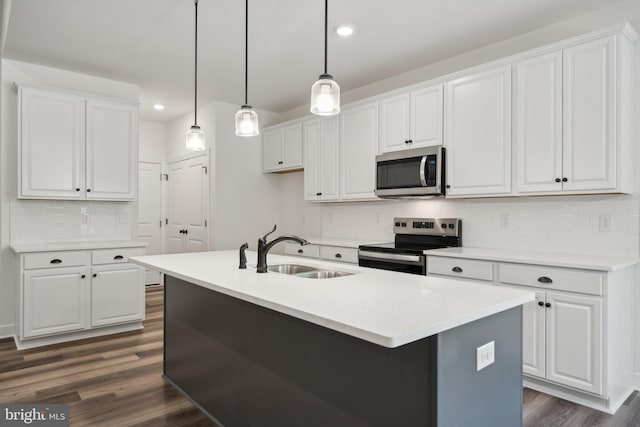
262,122,303,172
15,83,138,201
303,117,339,201
444,66,512,197
15,245,146,349
379,85,443,153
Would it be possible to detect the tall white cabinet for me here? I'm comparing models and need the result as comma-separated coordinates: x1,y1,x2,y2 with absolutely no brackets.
303,117,339,201
340,102,378,200
15,83,138,200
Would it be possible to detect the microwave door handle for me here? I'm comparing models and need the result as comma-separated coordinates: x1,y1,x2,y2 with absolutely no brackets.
419,156,428,187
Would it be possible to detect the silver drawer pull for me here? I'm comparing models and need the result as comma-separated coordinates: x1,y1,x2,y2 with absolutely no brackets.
50,259,62,264
537,276,553,284
113,255,124,260
452,266,463,273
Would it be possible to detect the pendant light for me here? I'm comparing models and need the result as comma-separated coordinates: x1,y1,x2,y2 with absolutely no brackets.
235,0,259,137
186,0,205,151
310,0,340,116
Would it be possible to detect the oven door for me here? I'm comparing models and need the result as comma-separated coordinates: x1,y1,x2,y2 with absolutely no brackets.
375,147,444,197
358,250,426,275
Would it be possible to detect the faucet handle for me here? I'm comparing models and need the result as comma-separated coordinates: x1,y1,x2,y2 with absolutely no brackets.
261,224,277,241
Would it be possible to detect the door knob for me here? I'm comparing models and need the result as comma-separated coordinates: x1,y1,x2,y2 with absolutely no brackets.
537,301,544,307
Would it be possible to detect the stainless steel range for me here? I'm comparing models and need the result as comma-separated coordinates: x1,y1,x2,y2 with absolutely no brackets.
358,217,462,275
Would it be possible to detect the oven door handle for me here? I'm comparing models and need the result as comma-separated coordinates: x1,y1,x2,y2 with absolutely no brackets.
358,251,424,265
419,156,427,187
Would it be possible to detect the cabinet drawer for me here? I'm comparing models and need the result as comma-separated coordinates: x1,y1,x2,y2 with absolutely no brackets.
284,243,320,258
427,257,493,281
24,251,90,270
319,246,358,264
92,247,145,265
498,263,603,296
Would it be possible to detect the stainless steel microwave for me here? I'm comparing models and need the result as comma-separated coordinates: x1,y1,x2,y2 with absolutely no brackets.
375,146,445,198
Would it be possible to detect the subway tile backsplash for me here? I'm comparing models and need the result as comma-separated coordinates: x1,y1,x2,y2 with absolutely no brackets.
11,200,134,244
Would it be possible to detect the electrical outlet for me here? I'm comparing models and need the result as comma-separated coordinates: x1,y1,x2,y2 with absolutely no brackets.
500,214,511,229
599,214,613,232
115,214,128,224
81,213,91,225
476,341,495,371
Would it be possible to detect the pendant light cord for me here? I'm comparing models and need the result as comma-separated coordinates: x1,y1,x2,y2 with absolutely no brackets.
194,0,199,125
324,0,328,74
245,0,248,106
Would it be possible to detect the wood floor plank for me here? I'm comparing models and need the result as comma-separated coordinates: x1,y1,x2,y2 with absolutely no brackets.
2,285,639,426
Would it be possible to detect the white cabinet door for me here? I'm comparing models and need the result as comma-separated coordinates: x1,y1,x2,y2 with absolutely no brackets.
546,291,603,394
303,117,339,201
340,102,378,200
522,291,546,379
379,94,410,153
281,123,303,169
19,87,84,199
167,160,186,254
23,267,90,338
445,66,512,197
262,123,302,172
85,99,138,200
410,85,443,148
516,52,563,193
91,264,145,327
562,37,616,191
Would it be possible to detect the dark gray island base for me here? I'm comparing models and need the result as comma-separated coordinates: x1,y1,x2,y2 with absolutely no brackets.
164,275,523,427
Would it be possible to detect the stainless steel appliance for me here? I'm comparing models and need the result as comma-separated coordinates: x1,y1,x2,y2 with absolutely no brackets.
358,217,462,275
375,146,445,198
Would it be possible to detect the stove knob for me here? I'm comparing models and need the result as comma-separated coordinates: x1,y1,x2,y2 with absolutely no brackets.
401,222,407,227
395,222,401,227
441,224,447,229
449,224,455,229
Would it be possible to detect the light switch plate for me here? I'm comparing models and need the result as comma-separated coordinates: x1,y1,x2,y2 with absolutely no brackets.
476,341,495,371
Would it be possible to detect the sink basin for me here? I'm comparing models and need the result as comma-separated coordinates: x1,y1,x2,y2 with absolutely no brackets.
267,264,318,275
295,270,353,279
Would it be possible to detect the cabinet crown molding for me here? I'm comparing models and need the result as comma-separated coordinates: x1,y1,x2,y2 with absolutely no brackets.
12,81,139,106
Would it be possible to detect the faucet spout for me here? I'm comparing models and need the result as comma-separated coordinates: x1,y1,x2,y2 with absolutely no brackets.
256,225,309,273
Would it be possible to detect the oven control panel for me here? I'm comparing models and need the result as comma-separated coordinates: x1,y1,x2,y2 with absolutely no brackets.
393,217,461,237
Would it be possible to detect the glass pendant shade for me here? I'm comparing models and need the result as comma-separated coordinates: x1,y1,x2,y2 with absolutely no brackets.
235,105,260,137
186,125,205,151
310,73,340,116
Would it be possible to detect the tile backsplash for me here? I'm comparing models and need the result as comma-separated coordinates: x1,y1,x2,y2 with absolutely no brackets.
11,200,134,244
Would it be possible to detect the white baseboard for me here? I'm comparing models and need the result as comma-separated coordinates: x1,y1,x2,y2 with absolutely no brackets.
0,324,15,339
633,372,640,391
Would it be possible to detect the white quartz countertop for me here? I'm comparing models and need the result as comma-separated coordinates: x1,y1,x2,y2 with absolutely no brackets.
305,237,391,248
424,247,639,271
130,250,533,348
11,240,148,254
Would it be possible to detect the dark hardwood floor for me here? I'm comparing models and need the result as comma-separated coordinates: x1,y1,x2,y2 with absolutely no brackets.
1,286,639,426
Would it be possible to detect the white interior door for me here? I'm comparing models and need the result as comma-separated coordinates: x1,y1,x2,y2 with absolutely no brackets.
138,162,162,284
167,160,186,254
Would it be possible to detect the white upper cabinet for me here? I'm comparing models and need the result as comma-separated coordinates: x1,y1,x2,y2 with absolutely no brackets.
516,52,563,193
445,66,512,197
262,122,303,172
562,36,616,192
86,99,137,199
379,85,443,153
340,102,378,200
17,83,138,201
303,117,339,201
19,87,85,199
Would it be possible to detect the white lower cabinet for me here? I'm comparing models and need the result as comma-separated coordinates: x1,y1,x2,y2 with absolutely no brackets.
23,266,90,338
284,242,358,264
91,264,145,327
17,246,145,347
426,253,633,413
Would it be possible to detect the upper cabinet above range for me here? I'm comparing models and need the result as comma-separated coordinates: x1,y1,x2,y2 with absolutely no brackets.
262,121,303,173
16,83,138,201
378,85,443,154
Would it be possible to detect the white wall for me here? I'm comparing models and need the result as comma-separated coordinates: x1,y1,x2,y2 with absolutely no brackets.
0,59,139,337
139,120,167,163
273,3,640,382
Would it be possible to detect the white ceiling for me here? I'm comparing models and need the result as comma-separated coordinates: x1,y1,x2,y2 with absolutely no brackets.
3,0,627,122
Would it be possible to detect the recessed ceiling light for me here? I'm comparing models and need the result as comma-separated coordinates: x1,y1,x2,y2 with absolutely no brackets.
336,25,354,37
153,104,165,111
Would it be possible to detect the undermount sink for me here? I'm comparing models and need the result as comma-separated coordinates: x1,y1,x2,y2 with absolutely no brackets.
266,264,354,279
296,270,353,279
267,264,318,275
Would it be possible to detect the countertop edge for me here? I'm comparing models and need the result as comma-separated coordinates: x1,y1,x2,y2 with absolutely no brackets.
11,240,149,254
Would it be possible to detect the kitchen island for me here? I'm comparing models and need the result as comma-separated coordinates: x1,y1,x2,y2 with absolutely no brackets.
130,250,533,427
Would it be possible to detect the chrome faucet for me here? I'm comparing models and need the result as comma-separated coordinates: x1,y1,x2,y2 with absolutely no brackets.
256,225,309,273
